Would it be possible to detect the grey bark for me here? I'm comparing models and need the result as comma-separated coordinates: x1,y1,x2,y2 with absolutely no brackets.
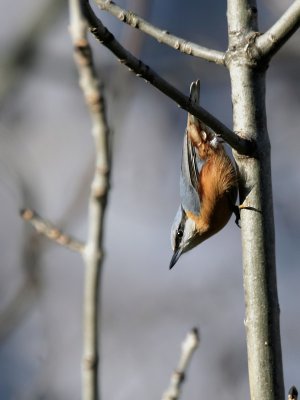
226,1,284,400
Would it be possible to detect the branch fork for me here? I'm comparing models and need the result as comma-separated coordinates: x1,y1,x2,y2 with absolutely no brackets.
82,0,300,157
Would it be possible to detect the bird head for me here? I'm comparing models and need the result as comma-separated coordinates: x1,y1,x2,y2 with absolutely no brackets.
170,206,208,269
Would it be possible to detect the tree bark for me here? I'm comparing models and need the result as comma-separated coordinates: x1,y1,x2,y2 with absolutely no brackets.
226,1,284,400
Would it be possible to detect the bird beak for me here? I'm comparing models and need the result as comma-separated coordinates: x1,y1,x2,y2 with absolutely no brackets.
169,248,182,270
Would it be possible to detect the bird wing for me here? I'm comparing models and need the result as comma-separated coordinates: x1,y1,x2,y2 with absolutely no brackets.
180,132,203,215
179,80,204,215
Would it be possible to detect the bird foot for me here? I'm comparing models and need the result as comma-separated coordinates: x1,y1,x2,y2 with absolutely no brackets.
233,205,241,228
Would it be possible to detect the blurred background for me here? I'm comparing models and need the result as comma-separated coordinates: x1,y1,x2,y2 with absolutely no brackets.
0,0,299,399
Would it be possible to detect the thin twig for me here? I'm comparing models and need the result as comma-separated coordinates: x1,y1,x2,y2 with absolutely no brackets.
82,1,253,156
94,0,225,64
289,387,298,400
256,0,300,60
20,209,85,253
70,0,111,399
162,328,199,400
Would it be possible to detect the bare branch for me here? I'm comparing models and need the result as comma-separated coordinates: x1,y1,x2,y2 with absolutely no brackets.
94,0,225,64
162,328,199,400
256,0,300,59
70,0,111,399
289,387,298,400
82,1,253,156
21,209,85,253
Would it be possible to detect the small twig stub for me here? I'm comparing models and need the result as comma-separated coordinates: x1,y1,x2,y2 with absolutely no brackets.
162,328,199,400
20,208,85,253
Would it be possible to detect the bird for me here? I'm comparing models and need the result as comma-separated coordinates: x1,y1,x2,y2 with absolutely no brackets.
170,80,238,269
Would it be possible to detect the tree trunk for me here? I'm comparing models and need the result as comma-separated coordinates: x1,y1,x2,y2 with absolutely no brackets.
226,1,284,399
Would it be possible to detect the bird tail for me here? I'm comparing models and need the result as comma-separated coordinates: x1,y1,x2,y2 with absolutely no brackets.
187,80,221,160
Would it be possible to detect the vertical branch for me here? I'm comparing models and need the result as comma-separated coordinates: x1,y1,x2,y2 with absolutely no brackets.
69,1,110,399
226,1,284,400
162,328,199,400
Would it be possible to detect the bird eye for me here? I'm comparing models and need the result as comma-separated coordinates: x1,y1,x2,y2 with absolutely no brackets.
177,229,183,238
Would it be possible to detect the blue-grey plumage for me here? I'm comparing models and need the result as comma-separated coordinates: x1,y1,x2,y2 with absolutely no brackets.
180,133,202,215
170,80,238,269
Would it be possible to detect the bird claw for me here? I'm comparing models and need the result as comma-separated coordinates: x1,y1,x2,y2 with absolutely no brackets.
233,205,241,228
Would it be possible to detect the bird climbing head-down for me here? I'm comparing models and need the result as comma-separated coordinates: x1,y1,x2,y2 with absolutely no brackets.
170,80,238,269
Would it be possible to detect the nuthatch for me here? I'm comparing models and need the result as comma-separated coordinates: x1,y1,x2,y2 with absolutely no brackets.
170,80,238,269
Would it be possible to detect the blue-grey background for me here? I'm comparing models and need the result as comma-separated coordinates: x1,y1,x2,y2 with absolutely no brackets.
0,0,299,399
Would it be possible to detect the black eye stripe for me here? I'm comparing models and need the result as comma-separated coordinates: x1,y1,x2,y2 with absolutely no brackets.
175,226,184,248
177,229,183,237
174,208,187,249
175,234,181,249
